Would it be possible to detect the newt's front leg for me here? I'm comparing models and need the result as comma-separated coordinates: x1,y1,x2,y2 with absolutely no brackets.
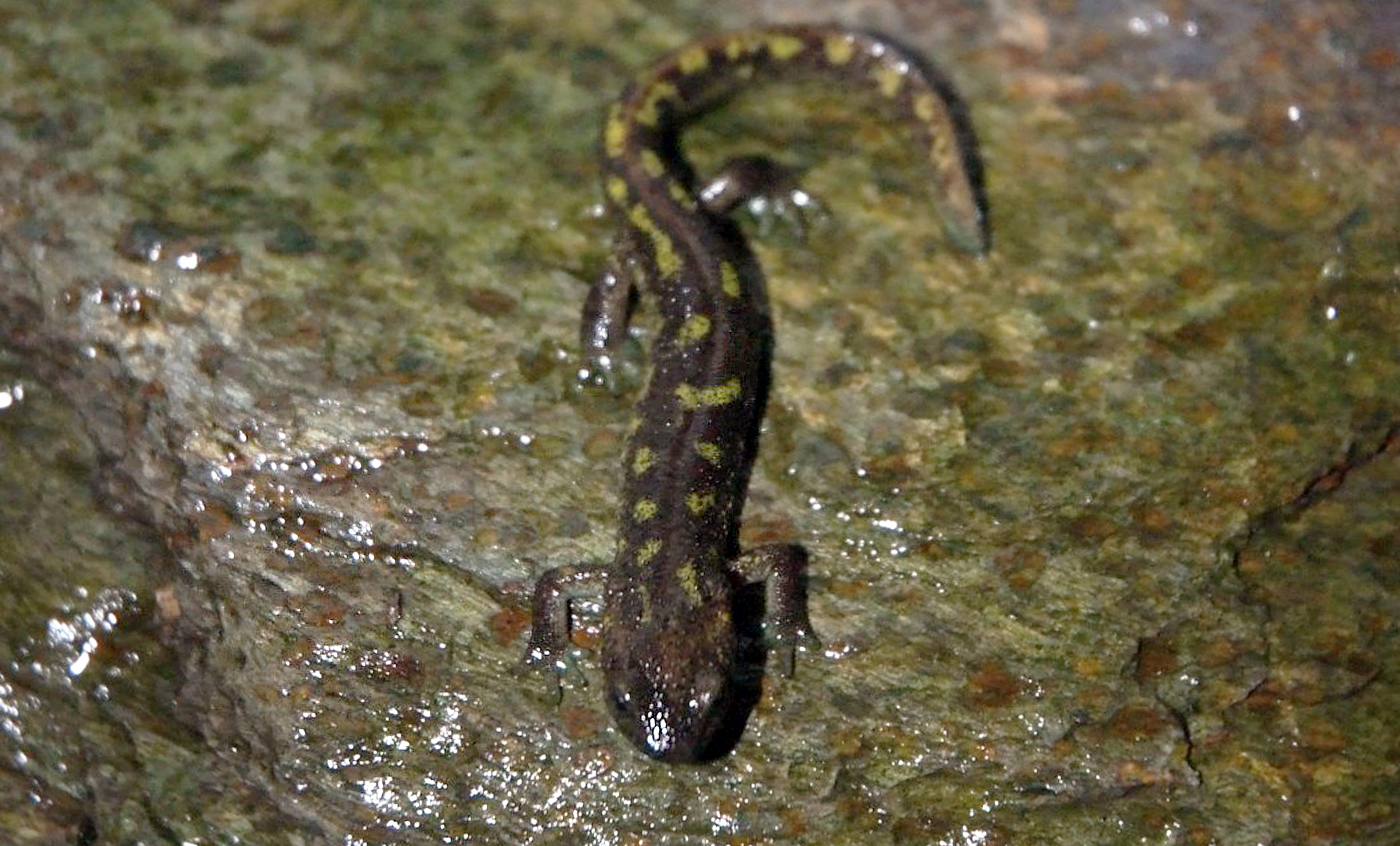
523,563,609,694
730,544,821,677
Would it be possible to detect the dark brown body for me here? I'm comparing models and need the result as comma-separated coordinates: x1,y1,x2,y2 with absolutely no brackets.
526,25,988,762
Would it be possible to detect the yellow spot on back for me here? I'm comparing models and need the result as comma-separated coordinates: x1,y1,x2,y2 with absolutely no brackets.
703,378,742,406
686,491,716,515
636,538,662,566
640,149,666,178
724,37,746,61
667,179,695,208
636,81,678,127
677,314,712,344
694,441,722,465
632,498,658,521
720,261,741,297
632,446,654,476
605,105,627,158
929,132,953,172
766,34,805,61
628,204,680,277
913,92,936,123
678,45,709,75
824,34,855,65
873,63,903,98
675,377,743,410
676,562,704,605
606,175,629,204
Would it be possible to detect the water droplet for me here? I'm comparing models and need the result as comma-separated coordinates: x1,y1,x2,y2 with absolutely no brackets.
1319,256,1346,281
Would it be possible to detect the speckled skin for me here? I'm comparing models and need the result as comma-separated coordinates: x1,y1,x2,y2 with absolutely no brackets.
526,25,988,762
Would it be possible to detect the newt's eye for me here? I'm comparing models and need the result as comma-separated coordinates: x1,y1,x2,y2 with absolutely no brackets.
609,688,632,715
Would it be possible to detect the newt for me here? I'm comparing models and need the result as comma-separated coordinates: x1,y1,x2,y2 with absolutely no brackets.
525,24,988,762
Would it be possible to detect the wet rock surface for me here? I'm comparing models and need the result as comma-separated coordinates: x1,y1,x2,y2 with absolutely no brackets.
2,0,1397,843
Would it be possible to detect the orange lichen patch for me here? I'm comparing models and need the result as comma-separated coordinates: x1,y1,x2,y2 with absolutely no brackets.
154,585,182,620
965,661,1023,708
826,578,872,600
1071,682,1116,714
285,683,314,704
1135,636,1178,679
560,703,603,741
1361,45,1400,70
738,511,797,545
1265,420,1302,445
582,428,621,461
489,605,531,645
570,623,601,651
1173,263,1213,291
1074,655,1105,678
1105,704,1175,741
280,637,315,664
1199,478,1251,510
1130,503,1173,534
1296,719,1348,753
464,287,517,317
191,503,236,541
992,547,1045,590
1044,429,1093,459
1067,513,1117,541
302,596,347,627
1113,760,1169,787
353,650,424,683
1172,315,1234,351
1241,678,1285,710
1368,529,1400,558
1309,625,1365,661
827,725,864,756
572,744,616,775
439,488,474,510
1197,636,1244,668
778,807,810,837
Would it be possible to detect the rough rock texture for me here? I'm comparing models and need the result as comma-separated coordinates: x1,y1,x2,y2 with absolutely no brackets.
1,0,1397,843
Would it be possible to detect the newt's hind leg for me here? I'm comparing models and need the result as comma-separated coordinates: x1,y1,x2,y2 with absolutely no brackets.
580,229,646,388
698,155,829,238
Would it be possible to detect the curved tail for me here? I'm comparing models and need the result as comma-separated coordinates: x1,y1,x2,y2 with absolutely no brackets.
603,24,990,254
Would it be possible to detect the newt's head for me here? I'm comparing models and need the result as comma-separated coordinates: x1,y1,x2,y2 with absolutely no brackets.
600,587,739,763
